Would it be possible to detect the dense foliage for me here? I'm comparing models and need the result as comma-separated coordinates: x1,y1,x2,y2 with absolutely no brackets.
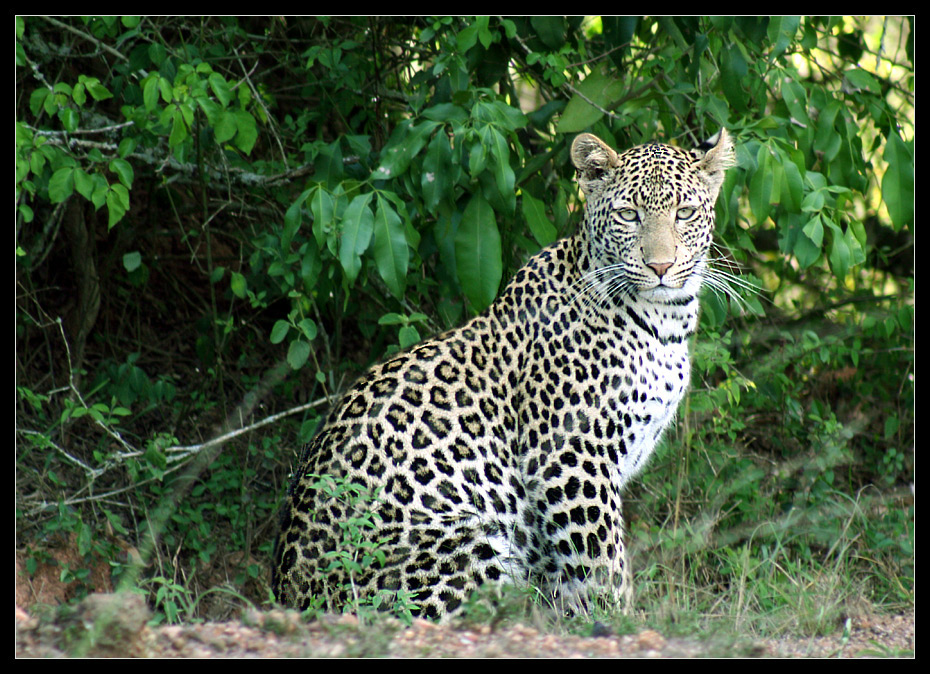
16,16,912,630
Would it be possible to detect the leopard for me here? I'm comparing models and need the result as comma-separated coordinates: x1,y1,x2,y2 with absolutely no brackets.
272,129,737,621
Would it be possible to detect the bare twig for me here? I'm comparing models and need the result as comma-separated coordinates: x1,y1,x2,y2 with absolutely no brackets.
163,395,331,463
40,16,136,68
233,46,289,168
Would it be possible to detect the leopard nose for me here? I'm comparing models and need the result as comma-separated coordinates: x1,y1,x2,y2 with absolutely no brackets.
647,261,673,278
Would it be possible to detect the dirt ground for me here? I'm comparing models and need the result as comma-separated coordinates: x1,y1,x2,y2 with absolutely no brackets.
15,592,914,658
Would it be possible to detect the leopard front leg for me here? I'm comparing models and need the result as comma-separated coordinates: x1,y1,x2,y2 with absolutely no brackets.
522,464,630,616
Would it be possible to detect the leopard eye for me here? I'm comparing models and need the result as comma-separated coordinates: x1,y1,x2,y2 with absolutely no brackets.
615,208,639,224
676,207,696,220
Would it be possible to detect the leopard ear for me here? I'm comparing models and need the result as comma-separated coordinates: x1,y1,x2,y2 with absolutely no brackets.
693,128,737,200
571,133,620,195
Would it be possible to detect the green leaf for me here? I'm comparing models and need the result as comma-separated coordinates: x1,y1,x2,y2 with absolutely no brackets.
371,120,438,181
123,251,142,272
467,135,488,178
481,125,515,213
117,137,138,159
801,189,825,213
270,320,290,344
144,445,167,471
844,68,882,95
81,76,112,101
106,183,130,228
282,190,307,249
48,167,74,203
310,186,335,249
521,192,557,247
234,110,258,154
767,16,800,60
148,43,166,66
795,215,823,268
825,218,851,279
197,97,221,127
43,89,59,116
214,109,237,144
372,194,409,299
297,318,318,341
314,140,344,187
143,75,160,112
398,325,420,349
748,147,773,223
421,131,453,212
73,169,95,201
531,16,566,49
720,45,749,112
158,77,173,104
456,17,491,51
421,103,468,124
90,174,109,210
339,193,374,283
59,107,79,132
802,213,824,247
287,339,311,370
473,99,527,132
881,131,914,229
109,158,134,188
378,313,407,326
72,82,87,107
29,88,49,117
230,271,247,298
455,195,502,313
814,101,842,160
780,153,804,211
781,79,810,127
301,241,322,291
208,72,232,107
556,66,624,133
168,106,188,146
845,222,866,268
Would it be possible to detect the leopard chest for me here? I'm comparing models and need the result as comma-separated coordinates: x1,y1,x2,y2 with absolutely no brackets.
516,300,693,489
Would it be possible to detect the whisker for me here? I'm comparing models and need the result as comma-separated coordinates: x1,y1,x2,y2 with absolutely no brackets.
702,254,764,313
567,264,631,311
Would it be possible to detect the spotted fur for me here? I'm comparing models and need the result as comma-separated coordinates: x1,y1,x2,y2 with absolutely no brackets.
273,130,736,620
